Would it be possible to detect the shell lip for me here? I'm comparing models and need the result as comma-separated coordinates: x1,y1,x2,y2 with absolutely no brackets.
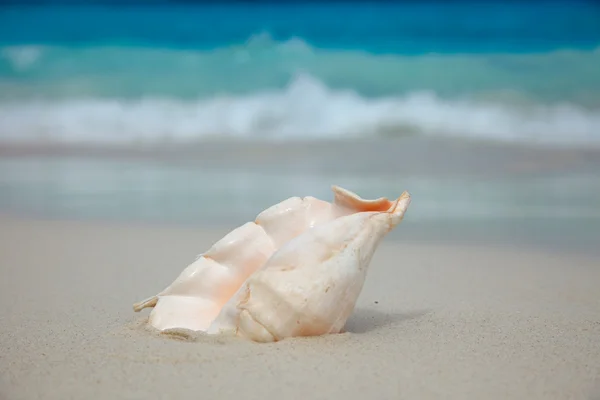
331,185,411,214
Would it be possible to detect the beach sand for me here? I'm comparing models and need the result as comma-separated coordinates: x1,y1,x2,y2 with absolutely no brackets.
1,215,599,400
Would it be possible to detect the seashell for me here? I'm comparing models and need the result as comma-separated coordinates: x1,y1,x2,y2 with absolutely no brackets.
133,185,411,342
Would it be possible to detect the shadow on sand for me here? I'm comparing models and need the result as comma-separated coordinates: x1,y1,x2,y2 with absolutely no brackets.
344,308,430,334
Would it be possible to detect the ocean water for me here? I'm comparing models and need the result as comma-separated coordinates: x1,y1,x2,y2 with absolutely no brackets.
1,1,600,253
1,1,600,146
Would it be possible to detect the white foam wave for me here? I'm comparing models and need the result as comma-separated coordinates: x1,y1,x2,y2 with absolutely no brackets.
0,74,599,146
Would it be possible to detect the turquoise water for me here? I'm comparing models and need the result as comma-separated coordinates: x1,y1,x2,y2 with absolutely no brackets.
1,2,600,145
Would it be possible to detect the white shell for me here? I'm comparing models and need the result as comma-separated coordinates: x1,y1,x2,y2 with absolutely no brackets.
133,185,411,342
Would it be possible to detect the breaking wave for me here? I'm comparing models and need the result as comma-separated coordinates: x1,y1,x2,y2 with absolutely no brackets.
1,35,600,147
1,73,599,146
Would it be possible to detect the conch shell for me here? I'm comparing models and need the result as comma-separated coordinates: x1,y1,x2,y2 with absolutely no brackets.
133,185,411,342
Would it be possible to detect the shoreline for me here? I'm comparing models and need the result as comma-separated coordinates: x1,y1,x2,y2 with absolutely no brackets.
1,136,600,178
1,139,599,257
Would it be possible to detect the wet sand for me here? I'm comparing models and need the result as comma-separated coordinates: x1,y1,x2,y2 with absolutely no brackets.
2,136,600,178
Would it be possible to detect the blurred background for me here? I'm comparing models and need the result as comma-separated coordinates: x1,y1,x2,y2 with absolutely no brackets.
0,0,599,253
